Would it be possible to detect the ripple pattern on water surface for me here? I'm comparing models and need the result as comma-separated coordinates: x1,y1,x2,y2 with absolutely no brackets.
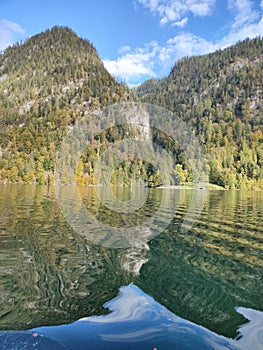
1,285,263,350
0,185,262,341
136,190,263,337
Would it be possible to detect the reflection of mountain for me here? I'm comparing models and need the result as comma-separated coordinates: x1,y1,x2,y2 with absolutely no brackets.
1,285,263,349
0,185,123,329
0,185,262,341
136,189,263,338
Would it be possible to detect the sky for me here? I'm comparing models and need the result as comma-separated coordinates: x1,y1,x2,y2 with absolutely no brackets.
0,0,263,86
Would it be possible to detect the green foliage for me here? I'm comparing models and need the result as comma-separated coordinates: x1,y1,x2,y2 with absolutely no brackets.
137,37,263,189
0,26,133,185
0,28,262,189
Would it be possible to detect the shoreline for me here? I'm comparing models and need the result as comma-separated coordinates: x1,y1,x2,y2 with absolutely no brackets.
1,182,262,191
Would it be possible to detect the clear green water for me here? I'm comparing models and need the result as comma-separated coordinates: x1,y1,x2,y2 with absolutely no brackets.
0,184,262,339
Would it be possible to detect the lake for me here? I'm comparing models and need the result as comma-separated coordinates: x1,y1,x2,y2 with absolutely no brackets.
0,184,262,349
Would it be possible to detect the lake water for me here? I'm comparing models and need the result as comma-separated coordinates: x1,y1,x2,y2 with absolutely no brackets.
0,184,262,349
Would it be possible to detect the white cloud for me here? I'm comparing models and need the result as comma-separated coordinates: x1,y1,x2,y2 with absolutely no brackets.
165,33,219,59
159,2,263,70
106,0,263,85
103,42,159,85
1,19,25,34
104,11,263,86
0,19,25,51
187,0,215,16
118,45,131,54
172,17,188,27
103,33,217,85
138,0,215,26
228,0,260,30
220,0,263,47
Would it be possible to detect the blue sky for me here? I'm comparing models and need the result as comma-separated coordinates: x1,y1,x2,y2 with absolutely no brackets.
0,0,263,86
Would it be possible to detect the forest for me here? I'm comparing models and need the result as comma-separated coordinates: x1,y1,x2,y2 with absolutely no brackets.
137,37,263,189
0,26,262,189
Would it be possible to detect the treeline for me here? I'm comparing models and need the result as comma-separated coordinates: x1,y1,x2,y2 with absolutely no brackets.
0,26,132,184
0,27,262,188
137,37,263,189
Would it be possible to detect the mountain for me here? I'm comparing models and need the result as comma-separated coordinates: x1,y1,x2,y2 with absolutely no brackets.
0,26,131,184
137,37,263,189
0,27,262,188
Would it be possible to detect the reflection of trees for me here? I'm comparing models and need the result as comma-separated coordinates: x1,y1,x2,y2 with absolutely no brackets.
0,185,167,329
0,185,128,329
0,185,262,340
136,189,263,338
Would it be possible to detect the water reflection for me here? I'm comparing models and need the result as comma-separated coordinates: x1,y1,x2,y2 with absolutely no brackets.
56,184,180,247
120,242,150,275
0,185,262,342
1,285,263,349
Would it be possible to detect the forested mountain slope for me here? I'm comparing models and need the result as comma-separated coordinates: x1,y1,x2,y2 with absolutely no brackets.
0,26,130,183
0,27,262,188
137,38,263,188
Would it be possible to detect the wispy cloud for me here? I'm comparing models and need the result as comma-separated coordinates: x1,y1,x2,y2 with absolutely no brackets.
228,0,260,30
103,42,159,85
162,0,263,63
105,0,263,85
165,33,218,59
172,17,188,27
157,1,263,71
138,0,215,26
0,19,26,51
118,45,131,54
220,0,263,47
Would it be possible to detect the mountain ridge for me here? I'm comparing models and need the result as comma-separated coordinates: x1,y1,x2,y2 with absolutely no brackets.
137,36,263,189
0,26,262,188
0,26,132,184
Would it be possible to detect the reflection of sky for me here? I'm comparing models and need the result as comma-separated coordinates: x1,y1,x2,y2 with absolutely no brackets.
235,307,263,350
121,242,149,275
0,284,263,349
